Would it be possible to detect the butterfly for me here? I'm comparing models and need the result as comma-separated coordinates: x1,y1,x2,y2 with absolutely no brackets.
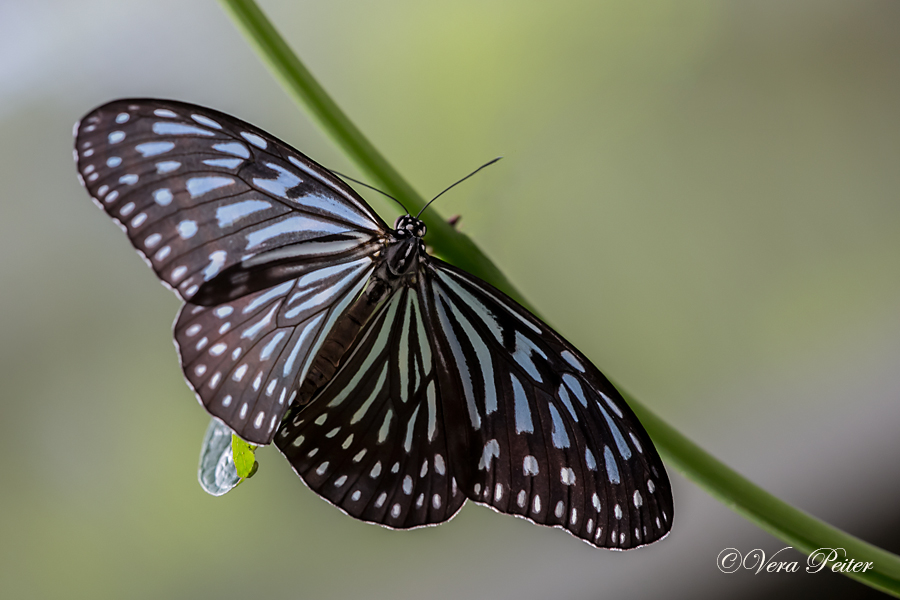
74,99,673,549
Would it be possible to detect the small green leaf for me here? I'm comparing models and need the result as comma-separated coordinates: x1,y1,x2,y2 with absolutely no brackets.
231,434,257,479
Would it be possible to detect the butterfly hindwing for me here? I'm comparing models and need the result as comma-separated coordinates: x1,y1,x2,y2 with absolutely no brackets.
176,255,376,444
423,259,673,549
276,287,467,528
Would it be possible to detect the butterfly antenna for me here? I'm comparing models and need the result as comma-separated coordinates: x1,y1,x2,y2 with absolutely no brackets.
329,169,410,214
415,157,502,219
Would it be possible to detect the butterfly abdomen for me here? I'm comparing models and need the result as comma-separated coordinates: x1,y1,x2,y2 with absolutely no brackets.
295,277,391,406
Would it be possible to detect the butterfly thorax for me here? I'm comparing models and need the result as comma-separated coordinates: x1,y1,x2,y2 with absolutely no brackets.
386,215,427,278
292,216,427,408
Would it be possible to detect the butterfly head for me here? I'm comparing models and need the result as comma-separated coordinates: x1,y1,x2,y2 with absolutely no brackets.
393,215,427,238
387,215,427,277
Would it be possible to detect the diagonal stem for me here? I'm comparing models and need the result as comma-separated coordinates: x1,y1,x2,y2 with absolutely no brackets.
217,0,900,595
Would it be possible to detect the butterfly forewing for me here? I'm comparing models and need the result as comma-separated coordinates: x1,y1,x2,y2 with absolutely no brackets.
276,287,467,528
422,259,673,549
73,99,387,303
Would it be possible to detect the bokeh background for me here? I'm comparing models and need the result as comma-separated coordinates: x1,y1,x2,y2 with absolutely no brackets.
2,0,899,598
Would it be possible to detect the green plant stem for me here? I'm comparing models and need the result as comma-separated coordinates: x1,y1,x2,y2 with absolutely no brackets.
218,0,900,595
218,0,533,314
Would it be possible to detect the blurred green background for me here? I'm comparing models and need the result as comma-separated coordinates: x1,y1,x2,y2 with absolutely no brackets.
2,0,899,598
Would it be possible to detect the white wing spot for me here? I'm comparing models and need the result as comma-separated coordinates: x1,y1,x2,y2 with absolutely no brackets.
415,493,425,508
629,432,643,453
561,349,585,372
152,122,213,136
171,266,187,281
375,493,387,508
253,412,264,429
135,141,175,157
144,233,162,248
601,391,624,418
115,112,130,123
130,213,147,228
369,462,382,478
517,490,527,508
592,493,601,512
241,131,268,149
420,460,428,478
478,439,500,470
334,475,347,487
187,176,234,198
177,220,198,239
532,496,542,514
203,250,227,281
209,343,227,356
153,246,172,260
153,108,177,118
353,449,366,462
186,324,201,337
351,490,361,501
434,454,445,475
108,131,125,144
203,157,243,169
494,483,503,501
432,494,442,509
390,504,401,519
191,114,222,129
523,455,539,476
316,461,329,476
106,156,121,167
585,448,597,470
232,364,248,382
561,467,576,485
634,490,643,508
213,141,250,158
555,501,564,518
152,188,173,206
615,504,623,520
222,395,232,407
156,161,180,174
194,364,206,376
119,174,138,185
648,480,655,493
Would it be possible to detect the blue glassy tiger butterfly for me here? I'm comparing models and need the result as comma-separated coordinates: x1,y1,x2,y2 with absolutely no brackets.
74,99,673,549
